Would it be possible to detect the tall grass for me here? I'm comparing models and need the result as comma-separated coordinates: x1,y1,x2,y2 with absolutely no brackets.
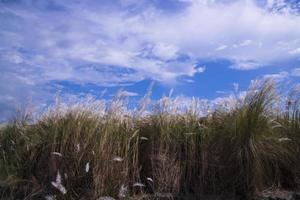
0,80,300,199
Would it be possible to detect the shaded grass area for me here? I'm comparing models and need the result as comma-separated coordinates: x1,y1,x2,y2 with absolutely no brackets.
0,80,300,199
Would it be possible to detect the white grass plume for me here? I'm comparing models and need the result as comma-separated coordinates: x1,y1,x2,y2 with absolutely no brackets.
146,177,153,182
76,144,80,152
184,132,197,136
133,182,145,187
51,171,67,195
85,162,90,173
113,156,123,162
278,137,292,142
97,196,116,200
140,136,148,141
45,195,56,200
118,184,128,198
51,152,62,157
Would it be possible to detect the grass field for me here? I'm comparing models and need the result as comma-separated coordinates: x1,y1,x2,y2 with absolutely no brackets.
1,80,300,200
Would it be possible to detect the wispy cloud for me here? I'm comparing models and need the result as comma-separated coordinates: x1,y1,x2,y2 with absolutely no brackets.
291,68,300,76
117,90,139,97
263,71,289,82
261,67,300,82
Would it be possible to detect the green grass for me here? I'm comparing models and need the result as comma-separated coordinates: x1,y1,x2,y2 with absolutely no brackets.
0,80,300,199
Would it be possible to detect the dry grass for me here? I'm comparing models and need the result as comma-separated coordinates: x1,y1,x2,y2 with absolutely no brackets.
0,79,300,200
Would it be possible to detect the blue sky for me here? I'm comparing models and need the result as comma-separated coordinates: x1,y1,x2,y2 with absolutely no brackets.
1,0,300,120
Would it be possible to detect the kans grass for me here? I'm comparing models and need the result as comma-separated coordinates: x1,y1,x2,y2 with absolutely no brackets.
1,80,300,200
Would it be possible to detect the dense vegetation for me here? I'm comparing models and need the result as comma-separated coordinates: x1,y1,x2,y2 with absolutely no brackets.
0,80,300,200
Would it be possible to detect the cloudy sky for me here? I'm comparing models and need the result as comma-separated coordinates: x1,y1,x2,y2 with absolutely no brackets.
1,0,300,120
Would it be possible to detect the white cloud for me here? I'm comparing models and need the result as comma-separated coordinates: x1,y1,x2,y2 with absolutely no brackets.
185,79,195,83
118,90,139,97
196,66,206,73
232,40,253,48
152,43,179,60
240,40,253,47
232,83,239,92
215,45,228,51
143,0,300,70
289,48,300,55
263,71,289,81
230,60,262,70
291,68,300,76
